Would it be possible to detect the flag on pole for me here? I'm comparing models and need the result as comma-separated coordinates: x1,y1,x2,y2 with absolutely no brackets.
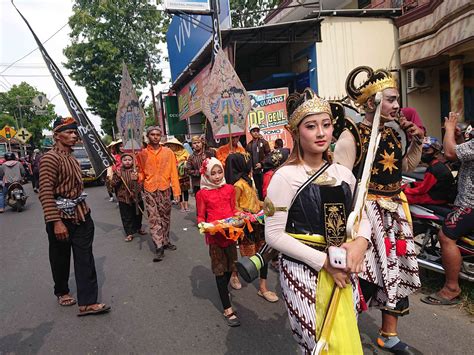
12,0,114,176
116,63,146,152
202,49,251,139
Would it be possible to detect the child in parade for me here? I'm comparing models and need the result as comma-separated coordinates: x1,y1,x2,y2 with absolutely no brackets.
111,153,145,242
225,153,279,303
265,89,371,353
196,157,241,327
165,138,191,212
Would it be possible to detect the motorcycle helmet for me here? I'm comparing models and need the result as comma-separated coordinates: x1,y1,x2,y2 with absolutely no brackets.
422,136,442,151
4,152,16,161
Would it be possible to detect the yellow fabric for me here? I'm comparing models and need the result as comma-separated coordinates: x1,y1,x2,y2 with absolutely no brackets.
173,148,189,163
288,232,362,354
234,179,261,213
399,191,412,225
315,270,363,354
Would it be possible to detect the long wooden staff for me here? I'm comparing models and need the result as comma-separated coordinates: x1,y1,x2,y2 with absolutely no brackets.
314,92,383,355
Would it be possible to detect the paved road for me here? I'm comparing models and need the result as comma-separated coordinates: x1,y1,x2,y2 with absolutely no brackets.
0,184,473,354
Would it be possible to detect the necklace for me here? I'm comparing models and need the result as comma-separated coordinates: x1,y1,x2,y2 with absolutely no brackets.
302,161,325,176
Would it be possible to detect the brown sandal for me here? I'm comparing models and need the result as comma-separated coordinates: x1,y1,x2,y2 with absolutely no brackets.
77,303,111,317
58,294,76,307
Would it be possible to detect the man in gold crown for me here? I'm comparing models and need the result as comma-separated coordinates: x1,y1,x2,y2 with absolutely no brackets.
334,67,424,354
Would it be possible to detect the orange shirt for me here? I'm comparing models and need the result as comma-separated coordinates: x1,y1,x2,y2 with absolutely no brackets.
136,145,181,197
216,144,245,167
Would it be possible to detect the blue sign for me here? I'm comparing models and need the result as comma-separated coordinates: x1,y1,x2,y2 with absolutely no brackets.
166,0,230,83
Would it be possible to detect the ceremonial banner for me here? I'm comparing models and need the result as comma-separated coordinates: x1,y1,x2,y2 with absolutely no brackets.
202,49,251,139
245,88,293,149
12,1,114,176
116,64,145,152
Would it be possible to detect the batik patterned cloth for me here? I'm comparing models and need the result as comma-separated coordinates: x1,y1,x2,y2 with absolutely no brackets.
280,256,360,354
360,198,421,309
143,189,171,248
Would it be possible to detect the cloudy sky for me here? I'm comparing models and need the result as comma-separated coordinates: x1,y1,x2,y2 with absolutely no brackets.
0,0,171,133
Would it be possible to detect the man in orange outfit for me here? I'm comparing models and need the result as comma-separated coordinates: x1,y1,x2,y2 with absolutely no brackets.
137,126,181,262
216,135,245,167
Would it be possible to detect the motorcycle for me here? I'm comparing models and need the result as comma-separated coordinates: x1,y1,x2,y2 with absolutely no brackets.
6,181,28,212
403,173,474,282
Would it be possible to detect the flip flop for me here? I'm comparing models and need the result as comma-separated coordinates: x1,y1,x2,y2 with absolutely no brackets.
77,304,111,317
124,235,134,242
421,293,461,305
58,294,76,307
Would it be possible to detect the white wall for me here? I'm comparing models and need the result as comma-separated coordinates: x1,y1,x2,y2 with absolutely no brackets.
315,17,400,99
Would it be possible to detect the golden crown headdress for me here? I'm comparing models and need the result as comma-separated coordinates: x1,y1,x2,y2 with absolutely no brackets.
345,66,398,106
286,88,334,133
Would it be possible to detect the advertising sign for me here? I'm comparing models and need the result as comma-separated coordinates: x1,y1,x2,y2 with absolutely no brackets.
166,0,231,82
164,0,211,13
178,63,211,121
245,88,293,149
165,96,187,135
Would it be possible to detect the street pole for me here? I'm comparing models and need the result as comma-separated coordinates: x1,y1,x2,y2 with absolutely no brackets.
158,92,167,136
146,54,160,127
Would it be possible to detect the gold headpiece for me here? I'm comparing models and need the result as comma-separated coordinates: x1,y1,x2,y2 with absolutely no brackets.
286,88,333,133
345,66,398,106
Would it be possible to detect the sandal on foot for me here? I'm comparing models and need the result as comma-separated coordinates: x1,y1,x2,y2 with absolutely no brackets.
223,312,241,327
58,294,76,307
77,303,111,317
421,293,461,305
377,336,413,355
230,276,242,290
124,235,134,242
257,290,279,303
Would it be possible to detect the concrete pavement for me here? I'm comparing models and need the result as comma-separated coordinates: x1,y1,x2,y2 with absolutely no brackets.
0,184,473,354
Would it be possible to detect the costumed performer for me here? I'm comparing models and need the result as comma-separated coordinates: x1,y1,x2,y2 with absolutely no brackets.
265,89,371,354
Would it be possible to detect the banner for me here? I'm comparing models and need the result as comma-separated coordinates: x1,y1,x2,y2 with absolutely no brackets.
12,1,114,176
116,63,145,152
202,49,251,139
245,88,293,149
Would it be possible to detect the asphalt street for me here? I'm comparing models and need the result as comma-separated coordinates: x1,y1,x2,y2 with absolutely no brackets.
0,184,473,354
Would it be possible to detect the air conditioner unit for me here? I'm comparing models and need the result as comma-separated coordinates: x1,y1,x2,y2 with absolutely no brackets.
407,68,432,92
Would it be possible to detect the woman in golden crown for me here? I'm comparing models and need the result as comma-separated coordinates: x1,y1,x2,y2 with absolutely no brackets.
334,67,425,354
265,89,371,354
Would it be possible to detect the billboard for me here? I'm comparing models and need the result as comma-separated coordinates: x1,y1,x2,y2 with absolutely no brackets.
166,0,231,82
245,88,293,150
164,0,211,13
178,63,211,121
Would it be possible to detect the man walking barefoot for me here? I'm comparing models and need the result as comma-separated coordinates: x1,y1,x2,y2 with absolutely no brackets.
137,126,181,262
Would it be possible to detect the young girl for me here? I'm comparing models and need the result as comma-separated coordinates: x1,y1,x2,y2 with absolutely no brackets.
111,153,145,242
196,157,241,327
225,153,278,303
265,89,371,353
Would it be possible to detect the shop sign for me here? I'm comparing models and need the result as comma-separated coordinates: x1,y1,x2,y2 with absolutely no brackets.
166,0,231,82
177,63,211,121
245,88,293,149
165,96,187,135
164,0,211,14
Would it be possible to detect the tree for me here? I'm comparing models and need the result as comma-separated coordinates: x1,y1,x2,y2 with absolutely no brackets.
230,0,282,28
0,82,57,148
63,0,169,136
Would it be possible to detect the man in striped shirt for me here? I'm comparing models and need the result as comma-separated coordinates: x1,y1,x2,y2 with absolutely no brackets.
39,116,110,316
186,135,215,195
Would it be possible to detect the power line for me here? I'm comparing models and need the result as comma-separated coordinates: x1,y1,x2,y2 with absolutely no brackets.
0,22,69,75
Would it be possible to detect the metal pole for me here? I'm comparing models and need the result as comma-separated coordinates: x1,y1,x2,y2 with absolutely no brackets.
158,92,167,136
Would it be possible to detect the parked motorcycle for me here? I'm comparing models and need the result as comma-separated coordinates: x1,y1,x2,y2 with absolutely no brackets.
403,173,474,282
6,181,28,212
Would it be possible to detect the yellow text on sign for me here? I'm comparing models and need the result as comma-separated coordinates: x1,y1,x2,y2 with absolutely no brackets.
248,110,265,127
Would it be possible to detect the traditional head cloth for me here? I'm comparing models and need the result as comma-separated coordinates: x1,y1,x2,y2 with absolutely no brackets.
345,66,398,106
120,152,134,160
224,152,252,187
285,88,336,136
200,157,226,190
53,116,78,133
146,126,162,136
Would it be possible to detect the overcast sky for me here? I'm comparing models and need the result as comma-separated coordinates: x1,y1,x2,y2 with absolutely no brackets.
0,0,171,134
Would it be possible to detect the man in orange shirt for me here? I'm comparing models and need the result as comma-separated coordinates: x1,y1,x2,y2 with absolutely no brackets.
137,126,181,262
216,135,245,167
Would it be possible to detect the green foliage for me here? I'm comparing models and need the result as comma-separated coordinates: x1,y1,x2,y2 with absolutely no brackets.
230,0,282,27
63,0,169,136
0,82,57,148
